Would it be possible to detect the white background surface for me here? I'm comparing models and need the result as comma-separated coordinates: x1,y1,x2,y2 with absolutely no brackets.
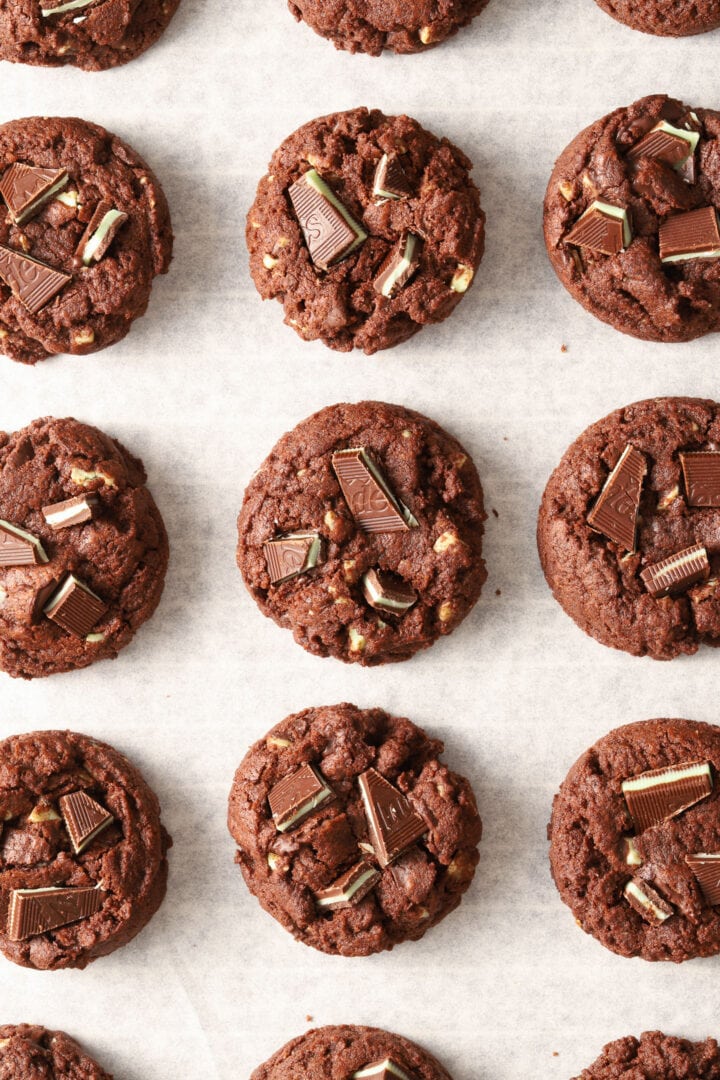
0,0,720,1075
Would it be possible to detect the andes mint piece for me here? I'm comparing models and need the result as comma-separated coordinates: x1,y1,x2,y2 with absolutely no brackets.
59,791,113,854
0,244,71,314
44,574,107,637
586,444,646,551
0,520,48,566
374,233,422,298
0,163,69,225
627,121,698,170
623,836,643,867
358,767,427,868
8,885,103,940
263,532,322,585
622,760,713,832
353,1061,415,1080
42,494,97,530
314,860,380,910
681,452,720,507
41,0,96,13
362,568,417,614
640,543,710,597
565,200,632,255
686,854,720,905
288,168,367,270
268,763,333,833
76,201,128,266
332,448,418,534
659,206,720,263
623,878,674,925
373,154,413,200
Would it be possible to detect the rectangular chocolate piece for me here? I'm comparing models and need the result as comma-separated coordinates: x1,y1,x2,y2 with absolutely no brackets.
76,201,128,266
565,200,632,255
680,452,720,507
362,568,417,614
0,244,71,314
0,520,48,566
314,860,381,910
640,543,710,598
44,574,107,638
0,163,69,225
373,154,413,200
263,532,322,585
623,878,674,925
353,1060,415,1080
8,885,103,940
622,759,713,832
288,168,367,270
358,767,427,868
42,494,96,531
659,206,720,263
268,763,333,832
332,448,417,534
586,444,646,551
59,791,113,854
686,853,720,906
374,233,422,298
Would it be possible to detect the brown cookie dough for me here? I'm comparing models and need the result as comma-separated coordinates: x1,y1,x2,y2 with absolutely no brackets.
237,402,486,666
550,718,720,963
575,1032,720,1078
592,0,720,35
0,0,181,70
0,116,172,364
0,729,171,970
251,1027,452,1080
0,1025,112,1078
288,0,489,55
0,416,168,680
538,397,720,660
544,95,720,343
228,704,482,957
247,108,484,354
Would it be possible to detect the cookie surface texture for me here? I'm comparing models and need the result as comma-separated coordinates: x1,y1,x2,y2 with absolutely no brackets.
573,1031,720,1078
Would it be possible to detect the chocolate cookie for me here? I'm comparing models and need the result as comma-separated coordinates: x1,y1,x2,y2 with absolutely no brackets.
0,116,172,364
537,397,720,660
247,108,484,354
592,0,720,36
549,718,720,963
0,1025,112,1078
251,1025,453,1079
544,94,720,342
237,401,486,666
0,729,170,970
0,416,168,679
288,0,489,55
0,0,181,71
575,1032,720,1078
228,704,482,957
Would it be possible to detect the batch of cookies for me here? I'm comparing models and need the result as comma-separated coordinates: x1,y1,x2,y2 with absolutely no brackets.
1,0,720,1077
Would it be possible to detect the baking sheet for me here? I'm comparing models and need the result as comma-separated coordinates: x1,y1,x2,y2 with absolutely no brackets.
1,0,720,1075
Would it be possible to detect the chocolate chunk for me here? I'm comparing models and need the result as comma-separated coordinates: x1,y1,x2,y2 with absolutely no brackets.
686,853,720,905
263,532,322,585
8,885,104,940
627,121,698,169
0,163,69,225
565,200,632,255
374,233,422,298
681,451,720,507
362,569,417,614
640,543,710,597
59,791,113,854
314,860,380,910
332,448,418,534
41,494,97,530
586,444,646,550
268,763,333,832
0,244,71,314
288,168,367,270
353,1061,416,1080
623,878,674,925
373,154,413,200
76,201,128,266
0,520,48,566
622,760,713,832
358,768,427,868
43,574,108,637
659,206,720,263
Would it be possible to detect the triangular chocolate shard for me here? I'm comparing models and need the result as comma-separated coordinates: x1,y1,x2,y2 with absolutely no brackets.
358,767,427,868
686,854,720,906
0,244,71,314
622,759,713,832
353,1059,416,1080
0,519,48,566
59,790,113,853
0,163,69,225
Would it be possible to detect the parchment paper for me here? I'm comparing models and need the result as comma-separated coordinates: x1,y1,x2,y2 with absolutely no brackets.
0,0,719,1074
